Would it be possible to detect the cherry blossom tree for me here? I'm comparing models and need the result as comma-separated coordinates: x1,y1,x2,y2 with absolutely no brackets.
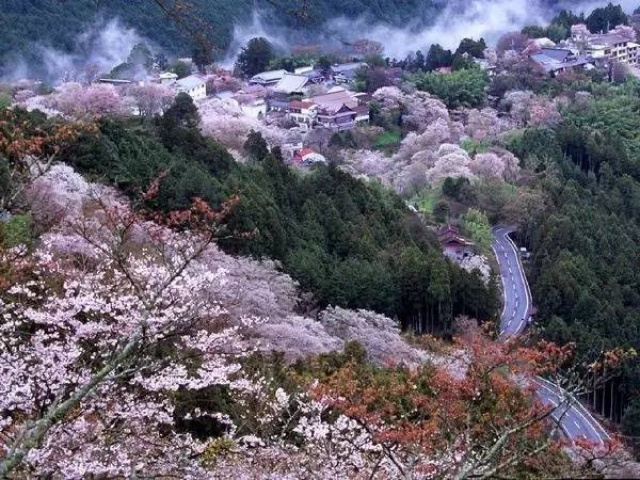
372,87,451,133
502,90,534,126
571,24,591,46
12,89,35,103
610,24,636,42
469,152,507,178
44,83,128,121
320,306,428,366
425,146,476,186
198,97,285,150
0,159,255,476
483,48,498,66
128,83,175,121
351,39,384,57
465,108,509,141
0,215,251,476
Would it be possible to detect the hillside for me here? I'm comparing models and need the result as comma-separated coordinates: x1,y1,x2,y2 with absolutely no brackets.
0,0,435,76
0,98,614,480
0,0,579,79
4,2,640,476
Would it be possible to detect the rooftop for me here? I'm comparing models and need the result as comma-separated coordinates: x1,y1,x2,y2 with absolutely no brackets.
176,75,205,89
331,62,367,72
273,73,309,94
250,69,287,83
530,48,592,72
588,33,629,47
311,90,358,113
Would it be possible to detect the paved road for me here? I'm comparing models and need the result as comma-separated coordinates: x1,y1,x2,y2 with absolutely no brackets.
491,226,610,444
491,227,531,339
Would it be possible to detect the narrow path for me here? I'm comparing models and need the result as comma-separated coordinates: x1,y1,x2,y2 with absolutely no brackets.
491,227,610,444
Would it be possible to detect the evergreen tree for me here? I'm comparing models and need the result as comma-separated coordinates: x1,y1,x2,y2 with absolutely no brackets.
235,37,275,78
244,130,269,161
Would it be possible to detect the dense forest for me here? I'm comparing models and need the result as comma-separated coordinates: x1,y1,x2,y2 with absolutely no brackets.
505,82,640,436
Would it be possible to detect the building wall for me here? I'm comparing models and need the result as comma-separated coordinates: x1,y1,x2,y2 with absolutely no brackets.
443,243,473,259
240,102,267,119
177,83,206,101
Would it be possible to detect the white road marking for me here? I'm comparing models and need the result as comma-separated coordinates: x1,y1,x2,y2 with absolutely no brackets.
534,378,610,442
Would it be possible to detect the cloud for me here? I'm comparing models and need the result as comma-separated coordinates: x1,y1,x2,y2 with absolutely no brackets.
328,0,549,57
223,0,639,63
218,11,290,69
3,18,146,85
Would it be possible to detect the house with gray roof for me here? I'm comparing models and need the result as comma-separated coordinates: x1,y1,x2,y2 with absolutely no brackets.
249,69,287,86
330,62,367,83
529,48,594,76
273,73,309,94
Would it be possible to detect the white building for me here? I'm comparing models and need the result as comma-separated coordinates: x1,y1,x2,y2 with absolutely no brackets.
288,100,318,126
584,34,640,65
175,75,207,101
159,72,178,85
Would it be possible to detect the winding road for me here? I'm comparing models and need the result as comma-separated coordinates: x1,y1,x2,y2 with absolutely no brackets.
491,227,610,444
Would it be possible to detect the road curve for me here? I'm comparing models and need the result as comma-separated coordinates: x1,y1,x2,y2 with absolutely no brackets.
491,227,610,444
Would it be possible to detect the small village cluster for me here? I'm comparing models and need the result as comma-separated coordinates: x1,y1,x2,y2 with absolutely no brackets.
96,60,375,167
81,22,640,171
527,24,640,75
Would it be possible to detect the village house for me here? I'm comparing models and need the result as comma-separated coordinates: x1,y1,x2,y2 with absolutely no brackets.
529,48,594,76
531,37,557,49
562,30,640,67
250,69,287,86
295,66,325,83
436,224,475,260
330,62,367,84
159,72,178,85
266,91,292,112
292,147,326,167
288,100,318,127
175,75,207,101
584,33,640,66
310,87,369,130
273,73,310,95
316,104,358,130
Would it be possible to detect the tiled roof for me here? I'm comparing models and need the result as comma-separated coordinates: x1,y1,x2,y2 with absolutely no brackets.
530,49,592,72
588,34,628,47
273,73,309,93
250,69,287,82
311,89,358,112
294,148,316,158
